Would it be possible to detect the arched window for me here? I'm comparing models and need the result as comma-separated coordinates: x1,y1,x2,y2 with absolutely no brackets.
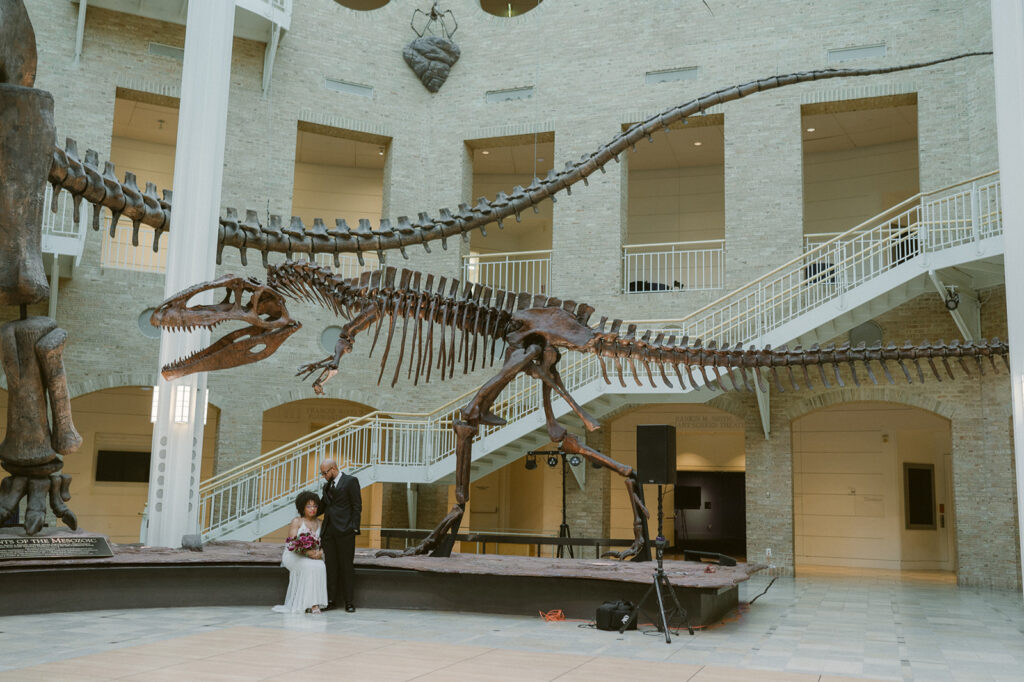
480,0,543,18
334,0,390,11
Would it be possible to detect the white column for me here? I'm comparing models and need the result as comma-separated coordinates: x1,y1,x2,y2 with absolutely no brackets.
991,0,1024,592
146,0,235,547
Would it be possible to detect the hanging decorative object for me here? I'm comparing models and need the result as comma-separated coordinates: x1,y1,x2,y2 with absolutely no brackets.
403,2,459,94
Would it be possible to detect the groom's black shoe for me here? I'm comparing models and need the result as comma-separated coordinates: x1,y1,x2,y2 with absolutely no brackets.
345,603,356,613
322,602,337,612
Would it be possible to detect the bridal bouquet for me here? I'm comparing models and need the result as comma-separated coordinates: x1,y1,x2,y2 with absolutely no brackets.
286,532,321,557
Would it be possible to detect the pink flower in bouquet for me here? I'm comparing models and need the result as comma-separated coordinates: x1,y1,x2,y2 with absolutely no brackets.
285,532,321,556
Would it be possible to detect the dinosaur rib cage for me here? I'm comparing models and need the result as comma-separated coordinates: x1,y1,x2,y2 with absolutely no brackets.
267,261,533,387
266,261,1009,393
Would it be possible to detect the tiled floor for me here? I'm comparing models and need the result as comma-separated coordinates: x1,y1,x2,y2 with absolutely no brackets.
1,570,1022,681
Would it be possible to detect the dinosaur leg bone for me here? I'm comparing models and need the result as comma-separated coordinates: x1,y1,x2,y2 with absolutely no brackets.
460,344,543,427
556,431,648,560
377,345,543,558
529,346,601,432
531,358,647,560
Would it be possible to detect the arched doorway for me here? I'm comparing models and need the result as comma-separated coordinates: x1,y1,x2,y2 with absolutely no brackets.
260,398,375,544
608,403,746,556
792,401,954,573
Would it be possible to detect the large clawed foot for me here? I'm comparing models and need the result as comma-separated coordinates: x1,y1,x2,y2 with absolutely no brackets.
377,504,464,559
25,477,49,535
50,474,77,530
602,539,645,561
375,547,418,558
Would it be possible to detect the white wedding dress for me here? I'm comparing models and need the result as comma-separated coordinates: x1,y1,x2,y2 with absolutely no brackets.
272,520,328,613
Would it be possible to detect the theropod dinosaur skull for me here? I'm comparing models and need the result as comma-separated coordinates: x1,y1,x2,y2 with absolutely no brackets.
151,275,300,379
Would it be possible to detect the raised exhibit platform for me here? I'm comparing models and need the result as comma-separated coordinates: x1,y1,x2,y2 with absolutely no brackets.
0,541,763,625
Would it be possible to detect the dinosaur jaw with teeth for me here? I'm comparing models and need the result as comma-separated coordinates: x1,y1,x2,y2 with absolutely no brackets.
152,275,301,379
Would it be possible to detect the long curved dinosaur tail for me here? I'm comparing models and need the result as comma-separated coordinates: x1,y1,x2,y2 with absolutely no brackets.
46,52,991,265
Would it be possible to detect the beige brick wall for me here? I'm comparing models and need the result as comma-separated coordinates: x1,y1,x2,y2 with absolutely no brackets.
17,0,1015,584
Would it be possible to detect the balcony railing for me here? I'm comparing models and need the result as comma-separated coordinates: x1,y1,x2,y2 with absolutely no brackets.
40,183,87,260
622,239,725,293
635,171,1001,343
463,250,551,296
314,252,381,280
101,217,168,274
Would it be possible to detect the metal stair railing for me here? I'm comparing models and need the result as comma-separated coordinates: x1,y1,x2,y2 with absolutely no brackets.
198,171,1001,540
632,171,1001,342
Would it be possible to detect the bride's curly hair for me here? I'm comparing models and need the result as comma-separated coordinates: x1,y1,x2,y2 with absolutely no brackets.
295,490,322,516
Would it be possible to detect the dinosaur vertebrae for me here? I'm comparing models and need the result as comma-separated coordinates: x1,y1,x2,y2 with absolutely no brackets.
267,261,1009,394
266,261,568,387
45,54,987,264
587,322,1010,393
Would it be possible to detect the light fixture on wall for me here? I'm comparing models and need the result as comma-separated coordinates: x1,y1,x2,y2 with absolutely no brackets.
944,289,960,311
693,141,703,146
481,150,489,155
524,453,537,470
378,146,385,156
173,385,191,423
152,385,207,424
806,127,816,132
568,454,582,467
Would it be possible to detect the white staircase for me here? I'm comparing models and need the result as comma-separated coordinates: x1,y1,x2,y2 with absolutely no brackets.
199,171,1003,541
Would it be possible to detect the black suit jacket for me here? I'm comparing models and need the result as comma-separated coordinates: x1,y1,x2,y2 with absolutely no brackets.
321,472,361,537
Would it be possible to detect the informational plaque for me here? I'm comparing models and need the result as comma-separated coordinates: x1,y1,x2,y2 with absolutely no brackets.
0,533,113,559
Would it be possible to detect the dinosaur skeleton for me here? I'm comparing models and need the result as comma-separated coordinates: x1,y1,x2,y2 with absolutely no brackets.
151,262,1010,558
46,54,988,268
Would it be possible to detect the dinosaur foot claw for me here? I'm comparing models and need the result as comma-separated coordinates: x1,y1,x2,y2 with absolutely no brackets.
602,540,645,561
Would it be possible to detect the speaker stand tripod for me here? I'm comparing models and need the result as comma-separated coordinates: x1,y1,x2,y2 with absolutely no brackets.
556,454,573,558
621,484,694,642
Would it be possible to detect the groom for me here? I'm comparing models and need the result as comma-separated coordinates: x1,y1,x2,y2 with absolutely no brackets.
319,457,361,612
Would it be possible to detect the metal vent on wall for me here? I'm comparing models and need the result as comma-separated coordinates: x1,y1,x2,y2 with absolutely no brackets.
148,43,184,61
325,78,374,98
827,43,887,64
485,87,534,103
645,66,699,85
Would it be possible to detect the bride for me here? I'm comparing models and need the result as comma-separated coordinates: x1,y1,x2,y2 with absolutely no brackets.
272,491,328,614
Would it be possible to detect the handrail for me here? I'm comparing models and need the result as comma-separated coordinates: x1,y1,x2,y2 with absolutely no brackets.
464,249,553,259
623,238,725,251
629,170,998,326
198,170,1002,539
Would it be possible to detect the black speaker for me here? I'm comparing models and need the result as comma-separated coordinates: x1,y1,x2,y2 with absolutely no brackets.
636,424,676,485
